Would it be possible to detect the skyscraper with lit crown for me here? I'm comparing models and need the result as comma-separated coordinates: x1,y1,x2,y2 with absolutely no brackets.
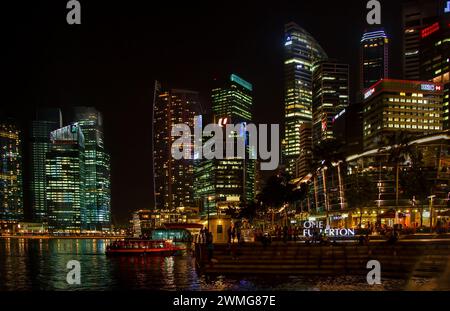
360,28,389,90
284,22,327,174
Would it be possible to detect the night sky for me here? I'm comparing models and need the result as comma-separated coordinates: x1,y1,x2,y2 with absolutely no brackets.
3,0,405,225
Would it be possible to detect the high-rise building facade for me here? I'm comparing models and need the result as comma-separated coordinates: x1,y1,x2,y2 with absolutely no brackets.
402,0,445,80
0,120,23,222
312,59,349,145
153,82,200,211
360,28,389,90
420,16,450,129
73,107,111,231
46,124,85,233
294,122,312,179
194,74,255,214
30,108,62,224
363,79,444,150
284,22,327,173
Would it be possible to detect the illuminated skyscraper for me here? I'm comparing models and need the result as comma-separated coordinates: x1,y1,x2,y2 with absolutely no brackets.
153,81,200,211
294,122,312,179
419,16,450,129
0,120,23,222
30,108,62,224
312,59,349,145
360,28,389,90
194,74,255,214
46,124,85,233
402,0,445,80
284,22,327,174
362,79,444,150
73,107,111,231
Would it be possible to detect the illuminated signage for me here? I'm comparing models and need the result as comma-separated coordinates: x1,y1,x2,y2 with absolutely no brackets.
332,109,346,122
301,221,355,237
218,117,229,127
421,22,440,38
421,83,436,91
445,1,450,13
364,88,375,99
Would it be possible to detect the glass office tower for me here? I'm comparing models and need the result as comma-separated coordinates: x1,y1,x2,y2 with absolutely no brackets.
195,74,255,215
312,59,349,146
46,124,85,233
360,28,389,90
284,22,327,174
152,81,200,211
30,108,62,224
73,107,111,231
0,120,23,222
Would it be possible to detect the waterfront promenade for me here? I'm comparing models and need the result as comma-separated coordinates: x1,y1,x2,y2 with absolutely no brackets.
0,235,126,239
195,236,450,289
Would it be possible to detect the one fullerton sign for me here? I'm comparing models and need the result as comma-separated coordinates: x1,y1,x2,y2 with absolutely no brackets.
302,221,355,237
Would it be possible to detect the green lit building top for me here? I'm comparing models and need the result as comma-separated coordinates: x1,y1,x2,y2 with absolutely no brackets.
195,74,255,215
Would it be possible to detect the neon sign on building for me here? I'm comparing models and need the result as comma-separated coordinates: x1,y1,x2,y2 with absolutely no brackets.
421,22,440,38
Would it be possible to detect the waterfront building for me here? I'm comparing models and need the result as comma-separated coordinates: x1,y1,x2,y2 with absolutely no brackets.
292,132,450,230
284,22,327,174
73,107,111,232
312,59,349,146
152,81,201,211
362,79,444,150
360,28,389,90
131,209,200,239
0,120,23,223
30,108,62,224
46,124,85,233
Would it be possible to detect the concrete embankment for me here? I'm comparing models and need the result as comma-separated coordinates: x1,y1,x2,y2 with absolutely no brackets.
194,241,450,282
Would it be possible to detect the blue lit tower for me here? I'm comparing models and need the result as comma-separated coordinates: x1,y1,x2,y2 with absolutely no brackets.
360,28,389,90
73,107,111,232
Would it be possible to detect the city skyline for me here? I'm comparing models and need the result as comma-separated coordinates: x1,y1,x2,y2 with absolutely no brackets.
1,0,419,224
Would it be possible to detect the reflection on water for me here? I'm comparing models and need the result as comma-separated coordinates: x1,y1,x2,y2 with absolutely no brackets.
0,238,438,291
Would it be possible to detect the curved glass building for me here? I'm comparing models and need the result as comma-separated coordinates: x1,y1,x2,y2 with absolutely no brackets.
283,22,327,174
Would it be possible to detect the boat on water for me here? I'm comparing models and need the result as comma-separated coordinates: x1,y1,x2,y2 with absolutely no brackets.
106,239,185,256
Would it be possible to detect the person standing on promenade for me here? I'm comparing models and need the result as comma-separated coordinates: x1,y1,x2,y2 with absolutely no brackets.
207,232,214,263
227,226,232,244
236,225,241,243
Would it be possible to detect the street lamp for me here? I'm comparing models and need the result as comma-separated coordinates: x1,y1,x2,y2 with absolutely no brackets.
428,195,436,231
207,195,214,232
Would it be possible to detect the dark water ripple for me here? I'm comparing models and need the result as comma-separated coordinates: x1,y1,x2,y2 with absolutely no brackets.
0,239,437,291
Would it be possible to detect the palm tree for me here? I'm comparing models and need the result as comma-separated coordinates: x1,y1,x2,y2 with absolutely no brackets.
381,132,414,206
400,149,429,227
345,172,377,227
312,139,347,225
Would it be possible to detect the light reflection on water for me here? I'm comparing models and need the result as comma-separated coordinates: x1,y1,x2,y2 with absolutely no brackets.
0,238,437,291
